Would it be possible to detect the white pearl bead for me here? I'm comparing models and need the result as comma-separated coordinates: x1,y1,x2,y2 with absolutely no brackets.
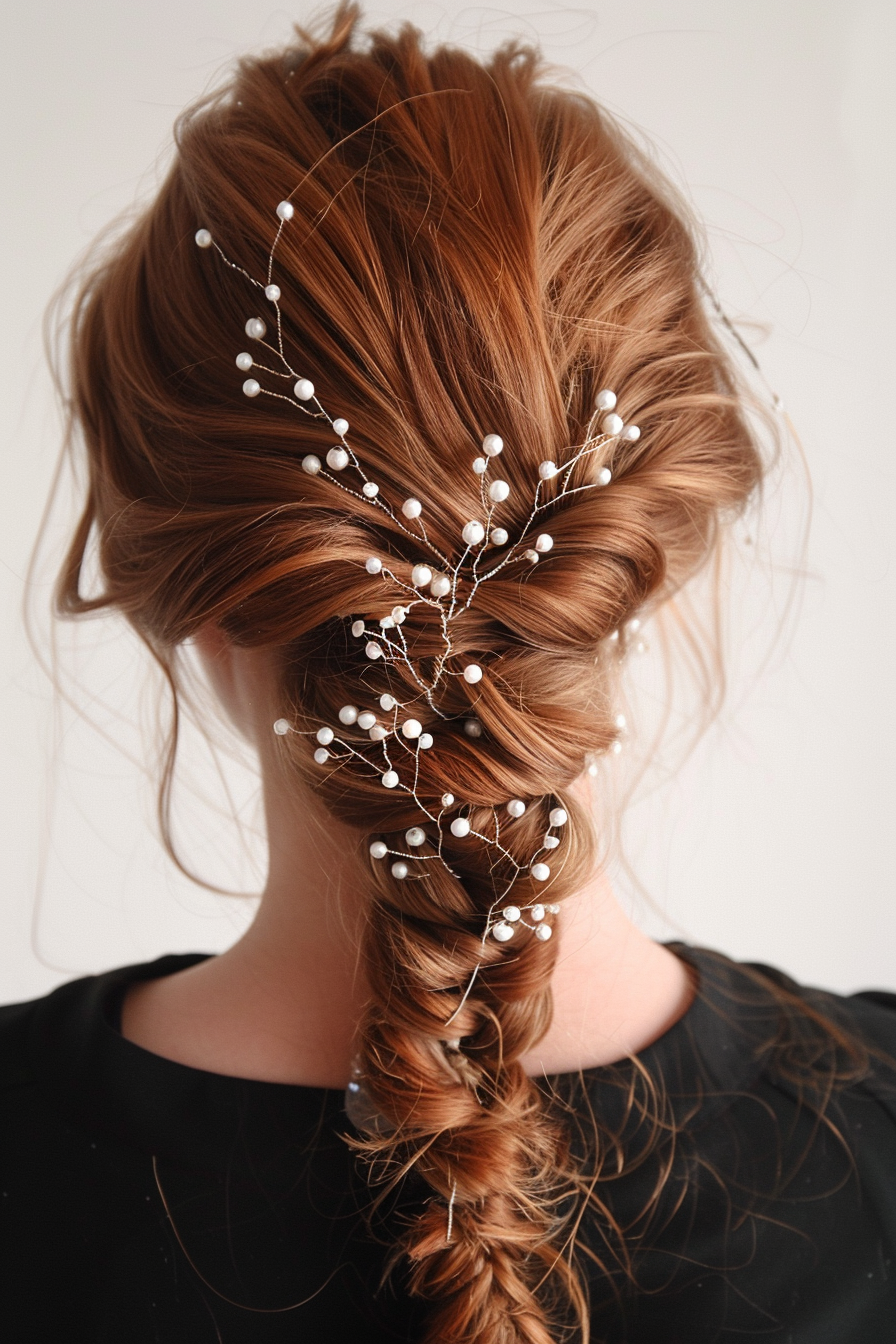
462,521,485,546
503,905,521,922
365,557,382,575
333,417,349,436
595,388,616,411
621,423,640,442
357,711,377,730
338,706,358,725
615,713,627,730
430,574,451,597
463,719,482,738
379,616,394,629
531,862,551,881
245,318,266,340
276,200,295,220
450,817,471,838
538,461,558,480
488,480,510,503
194,228,213,248
351,619,365,637
402,719,422,739
411,564,433,587
482,434,503,457
264,284,281,303
548,903,561,914
549,807,568,827
601,412,623,436
301,454,321,475
235,352,253,371
406,826,426,847
362,481,379,498
535,923,553,942
523,549,539,564
543,835,560,850
391,606,407,624
365,641,383,659
313,747,330,764
242,379,261,398
380,693,396,711
492,921,514,942
418,732,433,749
382,770,399,789
272,718,290,735
608,629,620,643
326,447,349,471
530,904,545,921
316,726,335,745
369,724,388,741
534,534,553,553
294,378,315,401
597,467,612,487
391,860,409,879
402,498,422,519
626,618,641,634
490,527,508,547
611,740,623,755
472,457,488,475
506,799,526,818
441,793,455,808
369,840,388,859
587,761,599,777
463,664,483,684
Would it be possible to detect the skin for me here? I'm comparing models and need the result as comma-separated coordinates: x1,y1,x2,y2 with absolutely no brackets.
121,626,695,1088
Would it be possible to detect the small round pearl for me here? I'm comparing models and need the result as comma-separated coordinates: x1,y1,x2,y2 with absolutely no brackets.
534,534,553,553
402,498,422,519
441,793,455,808
482,434,503,457
357,711,377,730
608,629,620,643
472,457,488,475
506,799,526,818
463,664,483,685
462,521,485,546
587,761,599,777
597,467,612,487
301,454,321,475
492,921,515,942
418,732,433,749
294,378,314,401
195,228,212,248
351,619,365,637
242,379,261,398
391,606,407,624
621,423,640,442
549,807,568,827
601,412,623,437
543,835,560,850
235,352,253,371
276,200,295,221
272,718,290,735
365,557,382,575
626,618,641,634
369,723,388,742
535,923,553,942
332,417,349,436
548,903,561,914
391,861,408,880
504,906,521,922
412,564,433,587
338,706,358,725
264,284,281,303
450,817,471,838
538,461,558,480
406,826,426,847
326,447,349,471
611,740,623,755
615,713,627,730
316,726,335,745
369,840,388,859
463,719,482,738
530,904,545,922
365,641,383,660
490,527,508,547
362,481,379,498
531,862,551,882
313,747,330,764
380,693,396,711
402,719,423,740
430,574,451,597
245,318,266,340
379,615,394,630
488,480,510,503
595,388,616,412
382,770,399,789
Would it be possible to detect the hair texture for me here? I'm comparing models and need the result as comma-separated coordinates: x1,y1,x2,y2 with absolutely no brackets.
55,5,779,1340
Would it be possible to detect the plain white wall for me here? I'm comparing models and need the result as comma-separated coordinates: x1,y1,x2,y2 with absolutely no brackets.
1,1,893,1003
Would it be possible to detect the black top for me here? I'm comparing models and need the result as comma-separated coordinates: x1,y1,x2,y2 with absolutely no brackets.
3,944,896,1343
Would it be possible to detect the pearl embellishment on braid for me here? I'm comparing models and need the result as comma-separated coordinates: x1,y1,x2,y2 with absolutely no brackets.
273,718,290,735
600,412,623,437
333,418,349,436
402,719,423,739
313,747,330,764
419,732,434,749
549,807,568,827
472,457,488,475
490,527,509,546
338,705,359,725
506,799,526,818
236,352,253,371
488,480,510,503
430,573,451,597
380,694,397,711
595,388,617,411
482,434,503,457
195,228,213,248
357,712,377,730
361,481,379,498
463,719,482,738
365,641,383,659
327,447,349,470
391,861,409,879
450,817,471,838
382,770,399,789
538,461,559,480
492,922,514,942
242,379,261,397
621,424,641,442
302,455,321,474
351,620,365,637
534,534,553,553
504,906,521,922
369,725,387,741
543,835,560,850
365,557,382,574
402,498,422,519
531,862,551,881
441,793,455,808
276,200,294,220
369,840,388,859
317,726,335,744
406,827,426,847
535,924,553,941
462,521,485,546
245,318,266,340
597,467,612,486
463,665,483,684
412,564,433,587
294,378,315,400
265,284,281,303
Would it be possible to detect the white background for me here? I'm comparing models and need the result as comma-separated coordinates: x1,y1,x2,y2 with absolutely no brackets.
1,1,893,1003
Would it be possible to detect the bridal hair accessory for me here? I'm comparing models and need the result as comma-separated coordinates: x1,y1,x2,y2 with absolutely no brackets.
196,206,636,965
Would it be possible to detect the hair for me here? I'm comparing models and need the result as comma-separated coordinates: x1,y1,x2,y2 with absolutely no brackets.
51,5,828,1340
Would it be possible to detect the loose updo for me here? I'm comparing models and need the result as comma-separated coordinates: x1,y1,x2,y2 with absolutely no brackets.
57,5,762,1340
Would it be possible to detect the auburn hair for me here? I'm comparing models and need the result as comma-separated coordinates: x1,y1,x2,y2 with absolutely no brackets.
56,4,775,1340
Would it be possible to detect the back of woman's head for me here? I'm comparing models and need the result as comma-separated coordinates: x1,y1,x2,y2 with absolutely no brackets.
58,4,761,1339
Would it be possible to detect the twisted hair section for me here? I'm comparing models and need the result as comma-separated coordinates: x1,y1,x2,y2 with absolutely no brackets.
56,4,764,1339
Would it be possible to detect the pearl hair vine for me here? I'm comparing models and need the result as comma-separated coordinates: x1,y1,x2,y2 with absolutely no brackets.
195,204,638,969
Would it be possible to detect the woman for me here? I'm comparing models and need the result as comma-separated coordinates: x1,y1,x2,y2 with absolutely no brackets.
2,5,895,1341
